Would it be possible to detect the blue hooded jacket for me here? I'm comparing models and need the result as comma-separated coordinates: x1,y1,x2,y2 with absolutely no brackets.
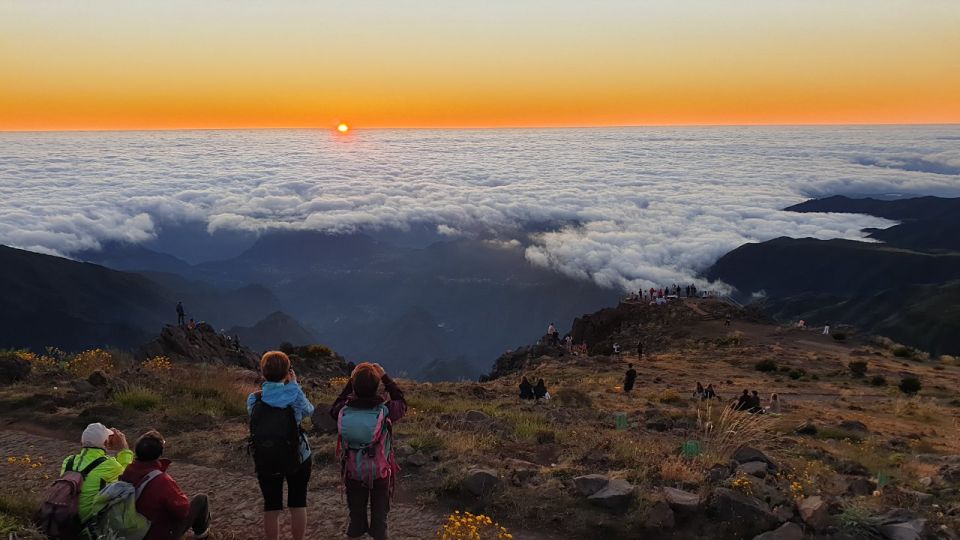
247,381,315,463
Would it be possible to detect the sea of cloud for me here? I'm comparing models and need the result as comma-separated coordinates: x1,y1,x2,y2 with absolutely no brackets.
1,125,958,291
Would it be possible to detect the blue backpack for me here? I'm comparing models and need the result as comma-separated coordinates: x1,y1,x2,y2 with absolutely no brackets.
336,404,398,486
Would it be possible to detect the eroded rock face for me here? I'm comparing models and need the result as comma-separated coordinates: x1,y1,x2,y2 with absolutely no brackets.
733,447,777,470
137,323,259,369
662,487,701,513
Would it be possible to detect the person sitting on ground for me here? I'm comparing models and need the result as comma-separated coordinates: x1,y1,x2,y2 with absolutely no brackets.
564,335,573,350
766,393,782,414
734,389,751,411
60,423,134,525
519,377,534,400
331,362,407,540
704,383,720,401
612,343,621,356
247,351,316,540
797,319,806,329
693,382,705,400
749,390,764,414
623,364,637,393
534,378,548,400
119,431,211,540
187,318,196,330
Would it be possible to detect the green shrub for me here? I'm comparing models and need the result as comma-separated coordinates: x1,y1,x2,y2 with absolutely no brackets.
869,375,886,386
114,387,161,411
892,346,913,358
832,332,848,341
755,359,777,372
788,368,806,380
898,376,921,395
848,360,868,377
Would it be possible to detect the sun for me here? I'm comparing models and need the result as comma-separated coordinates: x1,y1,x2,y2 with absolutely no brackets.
336,123,350,134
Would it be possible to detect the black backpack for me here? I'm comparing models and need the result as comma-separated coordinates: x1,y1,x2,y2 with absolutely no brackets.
248,392,302,475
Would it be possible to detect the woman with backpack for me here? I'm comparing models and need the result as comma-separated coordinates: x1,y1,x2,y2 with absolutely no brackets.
247,351,315,540
330,362,407,540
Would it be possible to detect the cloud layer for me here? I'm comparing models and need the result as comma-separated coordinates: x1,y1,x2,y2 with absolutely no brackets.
1,126,958,290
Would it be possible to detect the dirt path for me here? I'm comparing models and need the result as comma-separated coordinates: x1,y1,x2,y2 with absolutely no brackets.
0,429,445,540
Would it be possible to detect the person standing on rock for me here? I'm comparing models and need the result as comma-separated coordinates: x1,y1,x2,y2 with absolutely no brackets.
623,364,637,393
176,302,185,326
247,351,315,540
331,362,407,540
119,430,211,540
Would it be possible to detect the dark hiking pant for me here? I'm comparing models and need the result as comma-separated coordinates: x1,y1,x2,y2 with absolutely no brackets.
174,494,211,538
346,478,390,540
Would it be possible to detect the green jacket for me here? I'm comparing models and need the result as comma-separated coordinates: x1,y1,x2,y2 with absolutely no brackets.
60,447,134,523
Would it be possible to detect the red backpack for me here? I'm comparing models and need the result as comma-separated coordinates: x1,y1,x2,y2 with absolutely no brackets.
37,455,107,539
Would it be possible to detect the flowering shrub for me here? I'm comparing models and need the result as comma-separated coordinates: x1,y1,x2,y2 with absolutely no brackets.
329,376,351,387
16,351,60,375
730,473,753,496
4,454,50,481
67,349,114,378
142,355,173,373
437,511,512,539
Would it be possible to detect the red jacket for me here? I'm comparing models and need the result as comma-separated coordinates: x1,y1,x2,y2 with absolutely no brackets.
119,459,190,540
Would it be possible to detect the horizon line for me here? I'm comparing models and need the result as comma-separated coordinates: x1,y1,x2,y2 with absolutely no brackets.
2,121,959,134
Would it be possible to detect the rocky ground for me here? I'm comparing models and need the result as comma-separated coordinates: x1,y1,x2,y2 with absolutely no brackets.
1,298,959,539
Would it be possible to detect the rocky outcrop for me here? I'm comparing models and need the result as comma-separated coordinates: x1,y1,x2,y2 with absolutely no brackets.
486,342,566,380
753,522,803,540
463,468,499,497
587,479,634,513
137,323,259,369
0,352,30,384
797,495,829,530
708,488,778,539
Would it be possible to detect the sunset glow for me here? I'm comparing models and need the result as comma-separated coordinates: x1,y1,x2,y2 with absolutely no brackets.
0,1,958,131
337,123,350,134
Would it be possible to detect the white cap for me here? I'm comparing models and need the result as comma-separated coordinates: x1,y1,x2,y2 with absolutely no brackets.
81,423,111,449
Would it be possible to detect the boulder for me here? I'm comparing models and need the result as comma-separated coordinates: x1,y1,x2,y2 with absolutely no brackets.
940,464,960,484
644,500,675,529
737,461,769,478
753,522,803,540
0,352,30,384
463,468,499,497
797,496,829,530
136,323,259,369
709,488,778,537
574,474,609,497
794,422,818,435
733,447,777,469
406,452,429,468
662,487,701,513
707,464,731,482
70,379,97,394
587,479,634,513
879,519,926,540
838,420,870,433
87,370,110,387
310,405,338,435
847,478,877,496
504,458,539,486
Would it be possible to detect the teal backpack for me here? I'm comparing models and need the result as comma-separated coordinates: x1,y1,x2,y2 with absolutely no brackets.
336,404,398,486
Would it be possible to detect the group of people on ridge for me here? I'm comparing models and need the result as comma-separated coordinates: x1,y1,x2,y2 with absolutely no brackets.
734,389,782,414
39,351,407,540
518,376,550,400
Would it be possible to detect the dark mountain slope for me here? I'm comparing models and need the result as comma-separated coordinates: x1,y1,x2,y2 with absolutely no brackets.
707,237,960,298
0,245,168,351
786,195,960,252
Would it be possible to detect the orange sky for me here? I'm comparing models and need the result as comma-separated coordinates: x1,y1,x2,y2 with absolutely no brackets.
1,0,959,131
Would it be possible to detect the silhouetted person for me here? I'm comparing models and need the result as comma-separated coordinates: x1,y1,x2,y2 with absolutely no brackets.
187,318,196,331
534,379,547,400
233,335,241,352
704,384,719,400
725,315,731,327
519,377,534,400
176,302,185,326
623,364,637,393
637,341,644,359
693,382,705,400
749,391,763,414
735,389,750,411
